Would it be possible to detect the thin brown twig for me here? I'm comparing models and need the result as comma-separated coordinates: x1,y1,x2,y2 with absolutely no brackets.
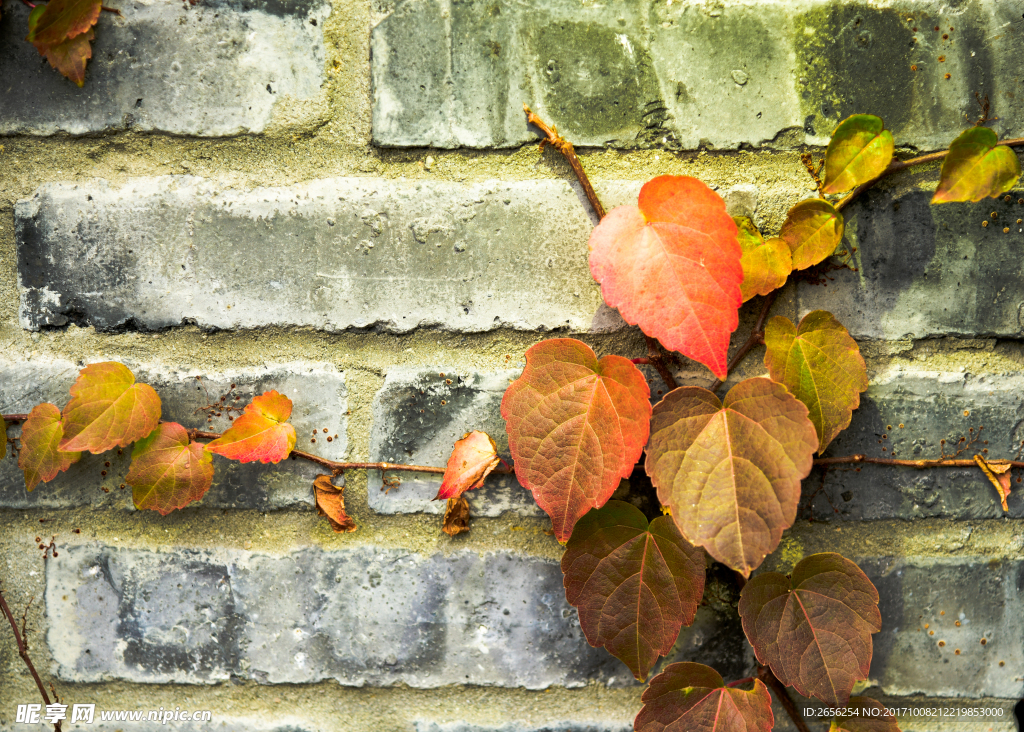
644,336,678,392
812,454,1024,469
524,105,606,220
709,291,778,391
0,588,61,732
759,665,812,732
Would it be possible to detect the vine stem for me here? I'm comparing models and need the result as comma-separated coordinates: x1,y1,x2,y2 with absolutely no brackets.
759,665,813,732
0,587,61,732
524,105,606,219
813,454,1024,469
709,290,778,392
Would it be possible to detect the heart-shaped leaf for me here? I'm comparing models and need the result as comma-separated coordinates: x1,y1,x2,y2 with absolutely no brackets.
501,338,652,542
634,663,774,732
932,126,1022,204
780,199,844,270
763,311,868,453
25,0,100,45
314,474,357,533
645,378,818,576
588,176,743,378
822,115,895,194
434,431,501,501
829,697,901,732
735,217,792,302
205,390,297,464
18,403,81,491
29,11,94,88
60,362,162,454
127,422,214,514
561,500,705,681
738,553,882,707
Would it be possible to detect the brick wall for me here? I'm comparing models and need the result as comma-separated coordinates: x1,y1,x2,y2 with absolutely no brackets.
1,1,1022,730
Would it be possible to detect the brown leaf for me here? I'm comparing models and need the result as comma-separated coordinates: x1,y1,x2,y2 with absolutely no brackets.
442,495,471,536
36,27,94,87
434,431,501,501
313,474,356,533
973,455,1011,513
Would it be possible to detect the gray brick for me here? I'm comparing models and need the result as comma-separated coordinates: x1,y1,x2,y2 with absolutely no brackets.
0,0,328,136
798,187,1024,341
367,368,541,517
46,544,623,687
16,177,618,335
63,716,312,732
371,0,1022,150
804,369,1024,521
0,357,346,510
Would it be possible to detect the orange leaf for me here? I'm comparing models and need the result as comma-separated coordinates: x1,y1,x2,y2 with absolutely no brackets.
434,431,501,501
313,474,357,533
127,422,214,515
635,663,774,732
588,176,743,378
18,403,81,491
973,455,1012,513
442,495,471,536
60,362,162,454
33,24,94,87
205,390,297,464
501,338,652,542
25,0,101,45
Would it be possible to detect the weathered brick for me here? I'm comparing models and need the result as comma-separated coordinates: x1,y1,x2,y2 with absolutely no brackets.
371,0,1022,150
0,357,346,510
804,369,1024,521
83,716,312,732
413,724,631,732
17,177,620,334
46,544,624,687
0,0,328,136
798,187,1024,341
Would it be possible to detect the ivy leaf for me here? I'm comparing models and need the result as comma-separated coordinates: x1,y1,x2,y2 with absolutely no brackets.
634,663,774,732
932,127,1022,204
735,217,792,302
205,390,297,464
25,0,101,46
501,338,652,542
738,553,882,707
17,403,81,491
645,378,818,577
60,362,162,454
31,19,95,88
313,474,357,533
822,115,895,194
442,495,471,536
433,431,501,501
588,176,743,378
829,697,901,732
561,500,705,681
780,199,844,271
763,311,868,453
127,422,214,514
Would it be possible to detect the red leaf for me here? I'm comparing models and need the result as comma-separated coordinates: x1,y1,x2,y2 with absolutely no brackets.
434,431,501,501
26,0,101,45
635,662,774,732
561,500,705,681
830,697,901,732
127,422,214,515
60,362,162,454
314,474,357,533
738,553,882,707
442,495,471,536
645,378,818,576
501,338,652,542
588,176,743,378
205,390,297,464
17,403,81,491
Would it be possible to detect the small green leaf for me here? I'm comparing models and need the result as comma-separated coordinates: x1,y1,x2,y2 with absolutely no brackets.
60,362,162,454
128,422,214,514
735,217,792,302
17,403,81,491
822,115,895,194
932,127,1022,204
780,199,844,270
763,311,868,453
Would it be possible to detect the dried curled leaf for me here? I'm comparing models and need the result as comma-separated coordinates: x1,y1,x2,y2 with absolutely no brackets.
588,176,743,378
501,339,651,542
18,403,81,491
128,422,214,514
830,697,901,732
205,390,297,464
763,311,868,453
313,474,357,533
738,553,882,707
434,431,500,501
932,127,1022,204
634,662,774,732
60,362,162,454
561,500,705,681
973,455,1012,513
780,199,844,271
645,378,818,577
442,495,471,536
822,115,895,194
735,217,792,302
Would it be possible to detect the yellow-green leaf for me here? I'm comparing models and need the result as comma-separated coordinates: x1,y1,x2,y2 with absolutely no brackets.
780,199,844,270
735,217,792,302
764,311,868,453
60,362,162,454
822,114,895,194
932,127,1022,204
18,403,81,490
128,422,214,514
